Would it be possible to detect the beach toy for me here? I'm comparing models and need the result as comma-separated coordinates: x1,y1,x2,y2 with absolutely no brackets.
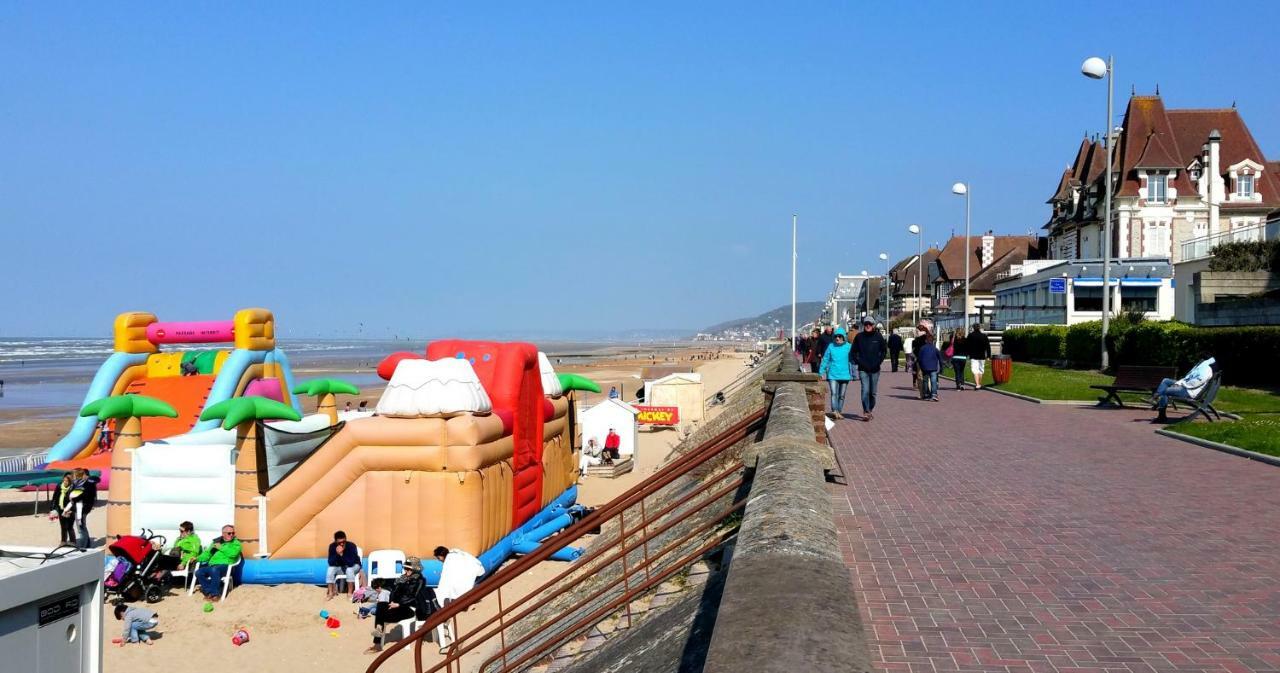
330,632,340,638
326,616,341,629
203,602,215,613
319,609,330,619
231,627,250,646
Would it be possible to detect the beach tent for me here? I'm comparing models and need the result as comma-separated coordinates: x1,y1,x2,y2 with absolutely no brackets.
579,398,639,457
644,373,704,427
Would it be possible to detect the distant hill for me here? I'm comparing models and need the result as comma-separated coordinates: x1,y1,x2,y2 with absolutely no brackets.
699,301,825,340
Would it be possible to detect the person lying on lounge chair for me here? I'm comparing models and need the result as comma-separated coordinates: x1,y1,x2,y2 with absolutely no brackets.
1151,355,1218,423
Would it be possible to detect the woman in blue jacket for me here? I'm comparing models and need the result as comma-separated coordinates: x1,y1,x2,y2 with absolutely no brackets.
916,334,943,401
818,327,854,417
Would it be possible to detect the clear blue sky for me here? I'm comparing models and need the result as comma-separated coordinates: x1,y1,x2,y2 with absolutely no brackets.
4,3,1277,338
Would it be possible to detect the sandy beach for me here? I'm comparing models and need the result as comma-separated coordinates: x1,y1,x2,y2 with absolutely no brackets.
0,343,752,673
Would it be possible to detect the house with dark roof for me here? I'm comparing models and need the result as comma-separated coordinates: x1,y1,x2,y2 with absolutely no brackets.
1044,93,1278,265
888,248,940,319
928,232,1044,326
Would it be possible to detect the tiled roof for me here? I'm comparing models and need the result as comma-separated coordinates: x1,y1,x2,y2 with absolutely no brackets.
890,247,941,294
949,247,1031,294
934,235,1042,282
1112,96,1278,207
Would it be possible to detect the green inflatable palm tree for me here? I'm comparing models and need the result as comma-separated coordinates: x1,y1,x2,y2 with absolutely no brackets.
80,394,178,452
200,396,301,558
291,378,361,425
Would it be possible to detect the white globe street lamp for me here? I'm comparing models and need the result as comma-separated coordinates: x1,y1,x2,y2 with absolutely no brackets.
951,181,971,330
879,252,890,325
907,224,923,324
1082,55,1115,370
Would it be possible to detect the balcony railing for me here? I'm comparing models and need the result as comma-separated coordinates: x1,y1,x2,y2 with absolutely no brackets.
1180,223,1269,262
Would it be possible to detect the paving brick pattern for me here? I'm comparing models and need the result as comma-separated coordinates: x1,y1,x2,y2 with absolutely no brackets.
828,372,1280,673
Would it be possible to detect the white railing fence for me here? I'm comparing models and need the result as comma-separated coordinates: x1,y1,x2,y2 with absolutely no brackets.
1180,223,1270,262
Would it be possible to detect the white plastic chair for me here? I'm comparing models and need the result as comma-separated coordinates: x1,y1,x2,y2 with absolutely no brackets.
188,557,242,600
169,562,194,593
368,549,406,581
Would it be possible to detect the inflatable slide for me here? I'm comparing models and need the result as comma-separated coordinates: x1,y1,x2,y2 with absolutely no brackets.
122,340,586,585
47,308,301,482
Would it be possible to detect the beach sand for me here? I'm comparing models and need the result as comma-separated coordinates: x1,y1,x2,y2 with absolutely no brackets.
0,345,752,673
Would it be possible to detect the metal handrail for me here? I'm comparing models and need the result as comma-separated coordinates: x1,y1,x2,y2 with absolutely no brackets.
366,406,768,673
1179,222,1268,262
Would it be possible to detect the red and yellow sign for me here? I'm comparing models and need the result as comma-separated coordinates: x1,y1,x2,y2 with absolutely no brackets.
635,405,680,425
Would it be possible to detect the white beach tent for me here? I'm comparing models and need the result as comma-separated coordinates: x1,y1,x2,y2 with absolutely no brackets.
579,398,639,457
643,373,704,427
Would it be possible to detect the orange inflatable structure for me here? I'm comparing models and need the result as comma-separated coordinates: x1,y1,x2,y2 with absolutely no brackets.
126,339,583,585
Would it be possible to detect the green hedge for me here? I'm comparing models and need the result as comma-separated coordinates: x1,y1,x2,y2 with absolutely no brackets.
1001,321,1280,385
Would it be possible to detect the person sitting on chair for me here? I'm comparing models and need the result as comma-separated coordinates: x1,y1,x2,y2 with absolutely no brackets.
326,530,363,599
194,525,242,601
1152,355,1218,423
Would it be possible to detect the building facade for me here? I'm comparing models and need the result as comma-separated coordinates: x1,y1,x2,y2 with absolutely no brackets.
930,232,1043,323
1044,94,1278,267
992,258,1175,328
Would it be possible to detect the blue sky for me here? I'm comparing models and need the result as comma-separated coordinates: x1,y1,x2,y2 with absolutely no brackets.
3,3,1277,338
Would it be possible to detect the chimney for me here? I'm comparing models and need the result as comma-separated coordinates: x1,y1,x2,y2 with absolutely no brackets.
1208,129,1221,235
980,231,995,268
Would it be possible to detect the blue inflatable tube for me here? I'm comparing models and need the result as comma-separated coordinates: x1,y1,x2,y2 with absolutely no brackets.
49,352,150,461
241,486,581,585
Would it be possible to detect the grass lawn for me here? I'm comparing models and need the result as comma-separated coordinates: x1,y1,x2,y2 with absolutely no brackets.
962,360,1280,457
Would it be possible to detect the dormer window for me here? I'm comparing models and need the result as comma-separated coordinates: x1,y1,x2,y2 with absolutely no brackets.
1237,174,1255,197
1148,174,1168,204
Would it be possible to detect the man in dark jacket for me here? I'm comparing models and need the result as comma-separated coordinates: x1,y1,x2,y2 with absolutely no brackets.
850,320,888,421
965,325,992,389
326,530,363,599
887,332,904,372
68,468,99,550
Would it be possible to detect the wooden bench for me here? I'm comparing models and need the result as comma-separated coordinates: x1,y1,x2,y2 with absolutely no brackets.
1091,365,1177,407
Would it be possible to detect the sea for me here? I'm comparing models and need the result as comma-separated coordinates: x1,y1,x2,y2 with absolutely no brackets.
0,337,671,413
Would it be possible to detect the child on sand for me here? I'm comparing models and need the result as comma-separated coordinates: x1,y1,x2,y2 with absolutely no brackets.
356,578,389,619
114,604,159,645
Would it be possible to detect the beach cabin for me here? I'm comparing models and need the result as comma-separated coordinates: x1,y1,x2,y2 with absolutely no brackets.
644,373,704,428
579,398,639,457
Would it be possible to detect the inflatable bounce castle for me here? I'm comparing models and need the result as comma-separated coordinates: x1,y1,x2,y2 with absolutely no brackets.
115,338,585,584
48,308,301,483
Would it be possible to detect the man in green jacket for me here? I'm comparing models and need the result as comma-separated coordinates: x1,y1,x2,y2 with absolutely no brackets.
194,524,242,600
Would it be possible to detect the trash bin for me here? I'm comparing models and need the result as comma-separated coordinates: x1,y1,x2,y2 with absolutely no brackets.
991,354,1012,384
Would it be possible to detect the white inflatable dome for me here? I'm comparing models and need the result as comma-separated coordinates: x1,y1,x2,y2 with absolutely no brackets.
538,352,563,397
376,358,493,418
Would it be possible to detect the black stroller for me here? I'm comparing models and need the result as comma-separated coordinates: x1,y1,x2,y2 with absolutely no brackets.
104,528,168,604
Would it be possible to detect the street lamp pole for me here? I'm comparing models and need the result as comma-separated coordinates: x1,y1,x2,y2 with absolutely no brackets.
879,252,889,324
791,214,797,346
908,224,923,324
952,182,971,329
1083,56,1114,370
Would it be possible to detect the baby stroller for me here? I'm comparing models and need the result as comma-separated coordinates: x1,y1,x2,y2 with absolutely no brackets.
105,529,168,604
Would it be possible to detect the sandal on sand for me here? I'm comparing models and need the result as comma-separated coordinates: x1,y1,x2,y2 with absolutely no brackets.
364,646,383,655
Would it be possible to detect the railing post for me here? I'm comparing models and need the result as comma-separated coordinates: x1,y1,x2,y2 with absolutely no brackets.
638,498,652,583
618,508,633,628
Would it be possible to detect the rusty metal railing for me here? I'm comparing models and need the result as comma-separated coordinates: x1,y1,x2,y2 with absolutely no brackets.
366,406,767,673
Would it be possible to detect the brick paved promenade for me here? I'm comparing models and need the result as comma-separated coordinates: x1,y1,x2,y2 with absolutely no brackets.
828,370,1280,673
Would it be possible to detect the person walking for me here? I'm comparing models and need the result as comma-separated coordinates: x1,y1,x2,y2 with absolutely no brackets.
67,468,99,550
887,331,903,373
850,319,887,421
965,324,991,389
916,334,943,402
948,328,968,390
51,473,76,546
818,328,854,419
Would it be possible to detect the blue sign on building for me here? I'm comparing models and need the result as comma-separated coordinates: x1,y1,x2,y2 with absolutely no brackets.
1049,278,1067,294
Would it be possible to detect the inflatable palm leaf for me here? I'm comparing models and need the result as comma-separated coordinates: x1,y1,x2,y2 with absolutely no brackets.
201,396,301,430
291,378,361,397
556,373,602,394
80,394,178,420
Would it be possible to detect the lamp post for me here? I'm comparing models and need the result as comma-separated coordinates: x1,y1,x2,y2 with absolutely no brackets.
908,224,923,324
879,252,889,324
1082,55,1114,370
951,182,971,329
791,214,797,347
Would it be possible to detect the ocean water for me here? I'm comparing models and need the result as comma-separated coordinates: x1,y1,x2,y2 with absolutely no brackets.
0,337,657,411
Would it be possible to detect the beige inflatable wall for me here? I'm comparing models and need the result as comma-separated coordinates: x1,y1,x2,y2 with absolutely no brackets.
263,393,577,560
